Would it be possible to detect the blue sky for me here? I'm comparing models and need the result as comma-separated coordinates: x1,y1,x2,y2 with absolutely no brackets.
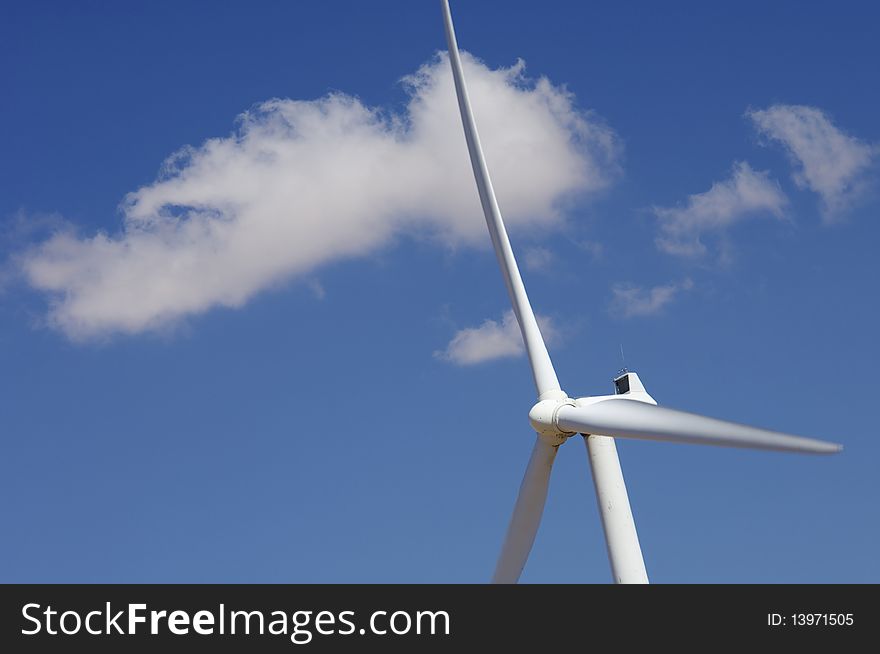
2,0,878,582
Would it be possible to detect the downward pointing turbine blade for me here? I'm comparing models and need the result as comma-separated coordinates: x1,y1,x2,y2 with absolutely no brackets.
440,0,561,400
556,400,842,454
492,436,558,584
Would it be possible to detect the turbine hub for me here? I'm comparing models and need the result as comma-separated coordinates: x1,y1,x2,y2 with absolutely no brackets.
529,398,577,445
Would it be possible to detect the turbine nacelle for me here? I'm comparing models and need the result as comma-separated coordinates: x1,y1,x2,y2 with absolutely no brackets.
529,371,657,443
577,370,658,407
611,370,655,402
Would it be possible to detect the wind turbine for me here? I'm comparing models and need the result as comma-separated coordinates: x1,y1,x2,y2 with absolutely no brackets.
439,0,842,584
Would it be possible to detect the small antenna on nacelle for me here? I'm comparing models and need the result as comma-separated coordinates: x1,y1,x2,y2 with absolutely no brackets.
619,343,628,374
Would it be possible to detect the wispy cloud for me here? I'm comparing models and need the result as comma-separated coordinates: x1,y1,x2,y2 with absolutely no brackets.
523,238,602,272
747,104,877,219
576,239,603,260
523,246,554,272
654,162,788,257
436,310,558,365
16,53,621,340
609,278,693,318
307,279,326,300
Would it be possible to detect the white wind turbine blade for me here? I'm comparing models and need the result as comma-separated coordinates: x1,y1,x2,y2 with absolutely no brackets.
440,0,562,401
492,436,559,584
441,0,565,584
556,400,843,454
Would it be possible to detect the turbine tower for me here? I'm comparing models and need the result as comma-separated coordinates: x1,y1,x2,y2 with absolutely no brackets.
439,0,842,584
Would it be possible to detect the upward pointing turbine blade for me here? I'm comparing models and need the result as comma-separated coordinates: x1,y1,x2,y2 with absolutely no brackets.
441,0,566,584
440,0,562,401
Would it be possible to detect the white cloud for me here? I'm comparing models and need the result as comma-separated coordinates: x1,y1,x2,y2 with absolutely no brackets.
307,279,326,300
524,238,601,272
747,104,877,219
576,239,603,260
610,278,693,318
524,246,554,272
436,310,558,366
654,162,788,256
17,53,621,340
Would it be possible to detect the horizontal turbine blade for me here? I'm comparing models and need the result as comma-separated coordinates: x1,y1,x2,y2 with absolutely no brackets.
555,399,842,454
492,436,559,583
